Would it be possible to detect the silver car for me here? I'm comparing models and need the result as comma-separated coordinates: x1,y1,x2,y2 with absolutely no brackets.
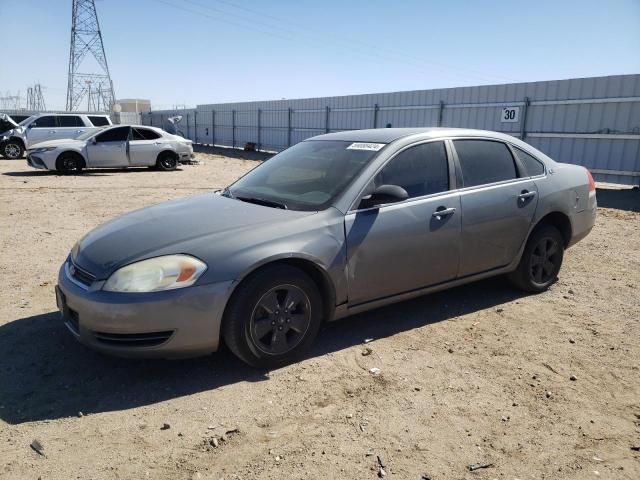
0,112,112,159
26,124,194,173
56,128,597,367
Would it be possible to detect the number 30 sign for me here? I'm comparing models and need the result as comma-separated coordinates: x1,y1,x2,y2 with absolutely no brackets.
501,107,520,123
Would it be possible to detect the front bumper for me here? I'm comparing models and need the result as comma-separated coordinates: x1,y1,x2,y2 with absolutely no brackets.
26,153,49,170
56,261,234,358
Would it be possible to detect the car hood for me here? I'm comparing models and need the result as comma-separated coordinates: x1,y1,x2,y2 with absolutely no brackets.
74,193,314,278
0,114,18,134
29,138,86,149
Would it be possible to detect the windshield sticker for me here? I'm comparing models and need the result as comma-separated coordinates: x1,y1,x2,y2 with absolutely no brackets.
346,142,385,151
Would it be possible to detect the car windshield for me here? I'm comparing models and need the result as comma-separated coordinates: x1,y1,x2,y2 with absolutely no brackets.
76,128,105,141
228,140,384,211
18,116,36,126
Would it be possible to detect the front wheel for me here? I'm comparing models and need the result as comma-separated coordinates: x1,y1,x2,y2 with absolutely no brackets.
56,152,84,175
508,225,564,292
222,265,324,368
2,140,24,159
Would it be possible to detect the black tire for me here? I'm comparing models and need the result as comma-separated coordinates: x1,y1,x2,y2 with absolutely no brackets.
156,152,178,171
2,140,24,159
222,265,324,369
55,152,84,175
508,224,564,292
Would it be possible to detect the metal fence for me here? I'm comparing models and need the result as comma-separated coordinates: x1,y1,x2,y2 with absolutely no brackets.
141,74,640,185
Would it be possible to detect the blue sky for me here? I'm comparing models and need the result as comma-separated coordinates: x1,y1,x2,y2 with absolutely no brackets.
1,0,639,110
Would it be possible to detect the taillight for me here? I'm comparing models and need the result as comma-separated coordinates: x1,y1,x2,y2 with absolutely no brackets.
586,168,596,192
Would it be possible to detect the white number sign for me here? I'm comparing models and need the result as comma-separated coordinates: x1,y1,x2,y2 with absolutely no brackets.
501,107,520,123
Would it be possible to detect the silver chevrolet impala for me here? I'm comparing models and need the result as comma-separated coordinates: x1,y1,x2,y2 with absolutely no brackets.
56,128,597,367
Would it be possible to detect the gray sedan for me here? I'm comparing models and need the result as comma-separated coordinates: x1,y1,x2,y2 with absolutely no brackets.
56,128,597,367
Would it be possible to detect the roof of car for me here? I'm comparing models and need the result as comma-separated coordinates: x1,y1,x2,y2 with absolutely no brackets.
307,127,518,144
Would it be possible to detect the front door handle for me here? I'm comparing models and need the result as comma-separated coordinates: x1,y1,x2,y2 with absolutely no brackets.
48,130,56,134
518,190,537,203
432,206,456,220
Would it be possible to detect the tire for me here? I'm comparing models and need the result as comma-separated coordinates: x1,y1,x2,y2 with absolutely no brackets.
55,152,84,175
222,265,324,369
156,152,178,171
508,224,564,292
2,140,24,159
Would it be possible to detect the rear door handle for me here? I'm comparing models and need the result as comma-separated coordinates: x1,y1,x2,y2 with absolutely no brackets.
48,130,56,134
432,206,456,219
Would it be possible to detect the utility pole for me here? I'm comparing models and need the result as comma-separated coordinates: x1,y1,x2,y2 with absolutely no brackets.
66,0,115,112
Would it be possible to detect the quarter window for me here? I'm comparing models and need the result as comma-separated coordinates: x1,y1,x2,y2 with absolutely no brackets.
58,116,84,127
514,147,545,176
132,127,161,141
374,141,449,198
88,116,111,127
95,126,130,143
30,116,57,128
454,140,517,187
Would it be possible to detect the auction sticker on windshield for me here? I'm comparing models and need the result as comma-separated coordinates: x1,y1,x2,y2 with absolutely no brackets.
346,142,385,151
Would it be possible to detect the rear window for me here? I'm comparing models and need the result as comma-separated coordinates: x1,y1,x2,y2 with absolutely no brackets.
58,116,84,127
132,127,161,140
514,147,545,176
454,140,518,187
88,116,111,127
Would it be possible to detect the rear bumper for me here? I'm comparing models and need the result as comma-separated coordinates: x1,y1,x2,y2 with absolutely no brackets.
568,200,597,247
56,262,234,358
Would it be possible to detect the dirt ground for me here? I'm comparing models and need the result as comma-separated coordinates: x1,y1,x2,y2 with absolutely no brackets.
0,148,639,480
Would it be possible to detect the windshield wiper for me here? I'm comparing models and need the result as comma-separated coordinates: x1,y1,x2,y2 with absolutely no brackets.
220,186,234,198
236,195,288,210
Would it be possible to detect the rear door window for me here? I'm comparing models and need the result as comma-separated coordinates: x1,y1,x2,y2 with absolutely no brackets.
88,116,111,127
513,147,545,176
132,127,161,140
375,141,449,198
95,126,130,143
58,116,84,127
30,116,57,128
453,140,518,187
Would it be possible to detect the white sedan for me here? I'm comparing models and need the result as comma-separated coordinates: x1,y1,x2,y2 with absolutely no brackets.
26,125,194,174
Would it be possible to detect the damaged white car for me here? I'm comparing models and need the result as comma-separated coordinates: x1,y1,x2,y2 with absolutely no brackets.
26,125,194,174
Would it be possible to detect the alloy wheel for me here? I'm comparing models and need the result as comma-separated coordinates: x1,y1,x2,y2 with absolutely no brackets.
530,237,560,284
249,284,312,355
5,144,20,159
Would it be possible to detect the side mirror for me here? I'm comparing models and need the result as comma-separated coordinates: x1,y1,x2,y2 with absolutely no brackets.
359,184,409,209
90,137,97,144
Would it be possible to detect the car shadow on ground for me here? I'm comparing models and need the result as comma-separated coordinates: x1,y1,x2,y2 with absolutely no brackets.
194,144,274,162
0,277,524,425
596,186,640,212
3,167,185,177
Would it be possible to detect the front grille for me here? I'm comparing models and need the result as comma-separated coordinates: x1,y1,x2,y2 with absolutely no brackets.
68,261,96,287
93,330,174,348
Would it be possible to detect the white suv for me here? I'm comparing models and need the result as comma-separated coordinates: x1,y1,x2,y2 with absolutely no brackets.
0,113,112,159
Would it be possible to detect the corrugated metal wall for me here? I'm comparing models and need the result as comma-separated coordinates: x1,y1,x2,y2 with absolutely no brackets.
141,74,640,185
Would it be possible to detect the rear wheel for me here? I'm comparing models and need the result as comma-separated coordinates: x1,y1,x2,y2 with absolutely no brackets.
222,265,324,368
55,152,84,175
2,140,24,159
508,225,564,292
156,152,178,171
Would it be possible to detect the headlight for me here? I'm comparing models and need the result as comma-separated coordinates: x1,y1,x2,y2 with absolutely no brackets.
31,147,57,153
103,255,207,293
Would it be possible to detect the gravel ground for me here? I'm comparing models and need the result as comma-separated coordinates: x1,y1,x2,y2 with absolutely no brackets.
0,149,639,480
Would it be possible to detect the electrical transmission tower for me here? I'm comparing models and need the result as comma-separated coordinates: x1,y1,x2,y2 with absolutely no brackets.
66,0,115,112
26,84,47,111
